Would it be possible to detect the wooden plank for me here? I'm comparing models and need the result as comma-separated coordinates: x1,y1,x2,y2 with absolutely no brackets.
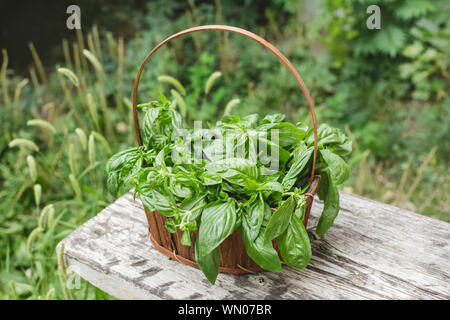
57,191,450,300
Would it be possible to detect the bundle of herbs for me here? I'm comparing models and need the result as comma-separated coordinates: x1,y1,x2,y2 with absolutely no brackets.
105,94,352,284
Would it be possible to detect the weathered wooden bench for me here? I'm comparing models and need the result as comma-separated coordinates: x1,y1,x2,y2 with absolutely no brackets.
57,191,450,300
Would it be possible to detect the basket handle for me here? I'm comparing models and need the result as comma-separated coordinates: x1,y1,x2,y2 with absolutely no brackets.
132,25,318,181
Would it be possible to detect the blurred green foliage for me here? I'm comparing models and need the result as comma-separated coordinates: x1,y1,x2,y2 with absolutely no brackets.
0,0,448,300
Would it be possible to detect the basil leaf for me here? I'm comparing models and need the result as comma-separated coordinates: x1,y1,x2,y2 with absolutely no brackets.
293,195,306,221
196,199,237,256
239,202,282,272
258,121,306,147
180,195,205,211
264,196,295,243
105,147,143,194
278,214,311,269
205,158,258,186
320,149,349,185
282,147,314,191
257,181,284,193
169,109,183,130
141,107,160,147
179,195,205,224
327,136,352,156
240,226,282,272
195,240,220,285
206,158,258,179
316,170,340,235
306,123,352,157
260,113,285,124
201,172,222,185
106,171,120,195
155,148,167,169
181,230,192,246
256,136,291,166
170,180,194,199
242,192,265,241
306,123,347,146
240,114,259,128
164,218,176,233
141,100,184,151
138,185,176,216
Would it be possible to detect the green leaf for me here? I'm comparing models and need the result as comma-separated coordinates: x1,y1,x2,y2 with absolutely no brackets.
306,123,347,147
196,199,237,256
319,149,349,185
264,196,295,243
170,170,197,199
305,123,352,156
138,185,176,216
278,213,311,269
104,147,143,194
195,241,221,285
242,192,265,241
141,107,161,146
316,170,340,235
258,181,284,193
205,158,257,177
201,172,222,185
256,136,291,167
373,25,406,57
105,147,140,173
205,158,258,186
180,194,206,211
282,147,313,190
239,229,282,272
327,137,352,156
181,230,192,246
164,218,176,233
140,100,184,150
396,0,436,20
260,113,285,124
258,122,306,147
239,202,282,272
293,196,306,221
155,148,167,169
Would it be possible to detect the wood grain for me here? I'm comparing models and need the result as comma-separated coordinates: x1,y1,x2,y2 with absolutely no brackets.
57,191,450,300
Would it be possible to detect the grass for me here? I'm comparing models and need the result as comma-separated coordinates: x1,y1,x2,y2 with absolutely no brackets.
0,21,448,300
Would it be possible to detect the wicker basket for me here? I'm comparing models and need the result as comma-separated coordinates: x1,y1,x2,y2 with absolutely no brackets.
131,25,320,275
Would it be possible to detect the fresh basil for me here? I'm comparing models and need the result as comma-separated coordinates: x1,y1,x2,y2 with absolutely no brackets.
104,147,143,194
105,94,352,284
278,211,311,269
316,169,340,235
320,149,349,185
242,192,265,242
181,230,192,246
240,232,282,272
195,241,221,285
164,218,176,234
196,200,237,256
264,196,295,243
282,146,314,191
138,185,176,215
